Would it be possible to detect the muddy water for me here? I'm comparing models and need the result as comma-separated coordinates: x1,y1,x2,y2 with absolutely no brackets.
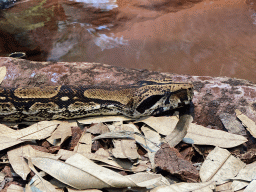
0,0,256,83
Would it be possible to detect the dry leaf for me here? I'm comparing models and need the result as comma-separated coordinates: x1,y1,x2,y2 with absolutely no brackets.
31,155,114,189
0,124,16,135
93,130,146,159
183,123,247,148
107,188,148,192
87,123,109,134
112,139,140,159
66,153,139,188
74,132,92,154
165,114,193,147
24,184,33,192
141,125,161,152
215,182,233,192
150,181,215,192
244,179,256,192
67,189,102,192
0,136,25,151
136,116,179,135
219,113,246,135
27,160,58,192
8,148,30,180
127,172,168,188
93,131,135,140
0,66,6,84
58,149,75,160
58,149,148,172
8,145,60,180
95,148,110,157
236,109,256,138
66,154,162,189
47,121,72,146
4,121,59,140
6,184,23,192
49,177,70,189
108,122,140,160
30,154,136,189
77,115,134,125
141,125,161,168
200,147,246,184
0,172,6,191
231,161,256,191
119,124,151,152
133,133,149,150
0,172,5,182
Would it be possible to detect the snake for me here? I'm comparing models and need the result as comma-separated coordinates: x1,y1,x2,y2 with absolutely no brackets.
0,79,193,122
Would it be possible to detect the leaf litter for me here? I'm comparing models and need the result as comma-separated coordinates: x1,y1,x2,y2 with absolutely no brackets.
0,110,255,191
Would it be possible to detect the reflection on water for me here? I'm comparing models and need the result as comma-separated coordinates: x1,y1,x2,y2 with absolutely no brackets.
94,34,128,51
74,0,118,10
0,0,256,83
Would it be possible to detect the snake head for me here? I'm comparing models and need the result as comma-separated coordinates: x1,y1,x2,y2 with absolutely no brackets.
129,81,194,118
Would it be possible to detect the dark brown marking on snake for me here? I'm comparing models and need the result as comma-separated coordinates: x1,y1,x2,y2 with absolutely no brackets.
0,80,194,121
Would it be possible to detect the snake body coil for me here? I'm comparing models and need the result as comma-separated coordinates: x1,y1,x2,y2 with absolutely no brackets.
0,80,193,122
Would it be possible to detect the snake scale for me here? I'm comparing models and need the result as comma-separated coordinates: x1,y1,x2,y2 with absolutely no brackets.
0,79,193,122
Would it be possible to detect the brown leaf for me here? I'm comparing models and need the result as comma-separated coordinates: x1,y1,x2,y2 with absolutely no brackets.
236,109,256,138
215,182,233,192
6,184,23,192
0,136,25,151
112,139,140,159
8,145,60,180
77,116,134,125
27,158,58,192
74,132,92,154
127,172,168,188
109,122,140,160
92,131,135,140
141,125,161,168
30,154,137,189
4,121,59,140
136,116,179,135
200,147,246,185
58,149,148,172
150,181,215,192
244,180,256,192
184,123,247,148
155,143,199,182
0,66,6,85
67,188,102,192
87,123,109,134
47,121,72,146
219,113,246,135
231,161,256,191
0,124,16,135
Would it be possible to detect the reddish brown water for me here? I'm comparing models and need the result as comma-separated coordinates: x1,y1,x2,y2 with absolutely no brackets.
0,0,256,83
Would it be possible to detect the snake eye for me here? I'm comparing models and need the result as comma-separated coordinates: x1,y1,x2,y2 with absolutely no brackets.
136,95,163,113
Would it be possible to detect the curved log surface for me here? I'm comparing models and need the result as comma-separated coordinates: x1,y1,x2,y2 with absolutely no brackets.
0,57,255,129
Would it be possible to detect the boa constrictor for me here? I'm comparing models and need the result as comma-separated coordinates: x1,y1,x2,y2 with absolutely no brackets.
0,80,193,122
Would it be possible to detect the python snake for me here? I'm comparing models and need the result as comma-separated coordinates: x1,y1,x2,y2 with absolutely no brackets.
0,79,193,122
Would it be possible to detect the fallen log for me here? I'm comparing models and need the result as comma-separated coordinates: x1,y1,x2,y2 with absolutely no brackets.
0,57,255,129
